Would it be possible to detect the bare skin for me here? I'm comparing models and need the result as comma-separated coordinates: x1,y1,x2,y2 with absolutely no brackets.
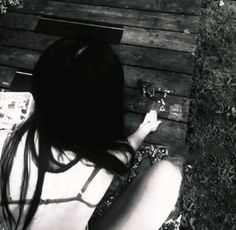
90,110,182,230
0,110,182,230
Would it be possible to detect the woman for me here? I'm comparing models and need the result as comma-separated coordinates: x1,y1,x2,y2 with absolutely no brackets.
0,38,182,230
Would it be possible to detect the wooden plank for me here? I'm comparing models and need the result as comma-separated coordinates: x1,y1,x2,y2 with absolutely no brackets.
0,21,197,53
123,66,192,97
34,17,197,52
42,1,200,33
0,12,39,30
124,88,189,122
0,28,58,51
0,30,194,74
50,0,201,15
125,112,187,145
0,47,40,70
122,27,197,53
0,65,16,88
8,0,200,15
113,45,194,74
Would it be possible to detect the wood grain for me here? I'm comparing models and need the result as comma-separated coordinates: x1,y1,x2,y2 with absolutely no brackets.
113,45,194,74
0,12,39,30
0,28,57,51
123,65,192,97
8,0,200,15
124,112,187,145
50,0,201,15
0,30,194,74
124,88,189,122
0,46,40,70
42,1,200,33
122,26,197,53
0,20,197,53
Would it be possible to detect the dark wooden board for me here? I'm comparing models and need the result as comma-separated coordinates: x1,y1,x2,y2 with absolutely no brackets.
0,46,40,70
35,16,198,52
122,26,197,53
8,0,200,15
0,28,58,50
124,112,187,145
124,88,189,122
123,66,192,97
113,45,194,74
50,0,201,15
0,12,39,30
0,65,16,88
0,20,197,53
0,30,194,74
42,1,200,33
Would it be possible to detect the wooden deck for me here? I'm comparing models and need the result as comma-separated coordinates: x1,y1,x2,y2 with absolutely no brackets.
0,0,200,147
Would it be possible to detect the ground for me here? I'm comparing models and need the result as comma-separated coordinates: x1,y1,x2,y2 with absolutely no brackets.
181,0,236,229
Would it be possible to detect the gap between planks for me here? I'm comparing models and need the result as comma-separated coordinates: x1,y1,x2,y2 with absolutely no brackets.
49,0,201,15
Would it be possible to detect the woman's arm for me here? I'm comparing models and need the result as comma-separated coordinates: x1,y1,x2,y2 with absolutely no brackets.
127,110,161,151
107,110,161,168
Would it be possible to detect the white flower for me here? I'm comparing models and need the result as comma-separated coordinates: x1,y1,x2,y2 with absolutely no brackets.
219,0,225,7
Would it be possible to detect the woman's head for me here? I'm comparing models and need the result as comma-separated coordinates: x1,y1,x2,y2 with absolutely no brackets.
0,39,127,230
33,38,125,150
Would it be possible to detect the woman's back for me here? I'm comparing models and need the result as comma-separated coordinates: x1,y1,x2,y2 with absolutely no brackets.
0,39,129,229
0,129,114,230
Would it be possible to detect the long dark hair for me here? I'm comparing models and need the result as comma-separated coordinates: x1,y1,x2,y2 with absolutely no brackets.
0,39,130,229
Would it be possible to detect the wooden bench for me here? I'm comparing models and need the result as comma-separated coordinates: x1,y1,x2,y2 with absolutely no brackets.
0,0,200,148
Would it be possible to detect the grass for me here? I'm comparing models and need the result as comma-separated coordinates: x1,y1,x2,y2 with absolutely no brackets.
181,0,236,229
0,0,22,14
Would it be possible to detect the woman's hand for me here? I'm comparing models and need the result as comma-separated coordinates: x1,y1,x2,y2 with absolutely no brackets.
140,110,162,133
127,110,162,151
